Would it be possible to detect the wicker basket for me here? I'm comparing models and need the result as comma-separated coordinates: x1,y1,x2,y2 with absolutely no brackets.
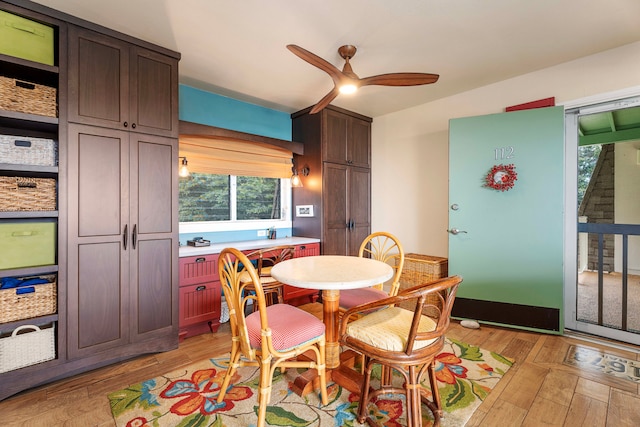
0,76,57,118
0,324,56,373
0,135,57,166
0,277,57,323
397,253,448,312
0,176,56,211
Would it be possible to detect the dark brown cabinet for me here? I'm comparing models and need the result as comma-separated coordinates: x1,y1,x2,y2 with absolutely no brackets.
323,107,371,168
68,26,179,138
291,106,372,256
0,0,179,401
66,124,178,359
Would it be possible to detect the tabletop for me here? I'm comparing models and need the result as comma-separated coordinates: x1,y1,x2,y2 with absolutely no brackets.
270,255,394,290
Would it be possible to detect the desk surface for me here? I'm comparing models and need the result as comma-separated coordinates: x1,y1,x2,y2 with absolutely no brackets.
270,255,393,290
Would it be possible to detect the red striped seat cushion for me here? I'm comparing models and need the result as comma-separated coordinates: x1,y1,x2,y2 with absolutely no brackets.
339,287,389,310
246,304,325,351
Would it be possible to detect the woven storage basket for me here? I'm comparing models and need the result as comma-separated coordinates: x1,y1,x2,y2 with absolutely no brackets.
0,135,57,166
0,277,57,323
0,176,56,211
397,253,448,312
0,76,57,118
0,324,55,373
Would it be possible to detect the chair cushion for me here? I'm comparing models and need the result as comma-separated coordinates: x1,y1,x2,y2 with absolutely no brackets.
339,287,389,310
246,304,325,351
345,306,437,352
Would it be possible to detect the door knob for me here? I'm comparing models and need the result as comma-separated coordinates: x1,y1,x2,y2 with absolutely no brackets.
447,228,467,235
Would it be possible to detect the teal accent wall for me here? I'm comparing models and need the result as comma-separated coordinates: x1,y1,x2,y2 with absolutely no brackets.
178,85,293,244
179,84,292,140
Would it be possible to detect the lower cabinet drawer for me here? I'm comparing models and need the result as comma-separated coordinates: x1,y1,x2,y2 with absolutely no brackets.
178,281,220,327
179,254,219,286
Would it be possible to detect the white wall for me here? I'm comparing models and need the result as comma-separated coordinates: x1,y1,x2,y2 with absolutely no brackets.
372,41,640,257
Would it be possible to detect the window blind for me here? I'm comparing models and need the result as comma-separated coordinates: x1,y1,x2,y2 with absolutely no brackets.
179,136,293,178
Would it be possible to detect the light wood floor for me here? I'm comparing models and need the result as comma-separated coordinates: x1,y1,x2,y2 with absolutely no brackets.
1,312,640,426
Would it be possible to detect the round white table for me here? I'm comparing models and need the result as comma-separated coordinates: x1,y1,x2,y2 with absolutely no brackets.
270,255,393,369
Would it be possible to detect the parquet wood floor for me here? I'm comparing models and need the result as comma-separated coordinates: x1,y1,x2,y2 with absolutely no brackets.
1,312,639,426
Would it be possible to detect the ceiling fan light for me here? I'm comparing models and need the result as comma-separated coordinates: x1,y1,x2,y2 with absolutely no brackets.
339,83,358,94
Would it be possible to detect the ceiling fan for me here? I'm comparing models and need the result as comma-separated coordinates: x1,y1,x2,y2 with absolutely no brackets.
287,44,439,114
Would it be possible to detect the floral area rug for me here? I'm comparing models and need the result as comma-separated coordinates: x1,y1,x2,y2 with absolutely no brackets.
108,337,513,427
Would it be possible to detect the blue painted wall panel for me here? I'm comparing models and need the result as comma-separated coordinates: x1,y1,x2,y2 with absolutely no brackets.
179,84,292,140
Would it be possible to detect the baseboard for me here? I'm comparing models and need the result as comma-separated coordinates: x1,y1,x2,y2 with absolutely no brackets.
452,298,560,332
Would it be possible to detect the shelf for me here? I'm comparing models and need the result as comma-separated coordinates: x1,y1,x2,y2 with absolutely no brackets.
0,265,58,279
0,109,58,129
0,314,58,334
0,53,58,87
0,165,58,179
0,211,58,219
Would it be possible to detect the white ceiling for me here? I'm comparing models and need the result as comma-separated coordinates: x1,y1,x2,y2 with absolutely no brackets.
33,0,640,118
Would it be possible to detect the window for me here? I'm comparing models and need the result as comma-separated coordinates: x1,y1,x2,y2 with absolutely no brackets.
179,173,285,223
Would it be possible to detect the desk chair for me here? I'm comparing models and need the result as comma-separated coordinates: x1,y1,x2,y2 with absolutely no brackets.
339,275,462,427
217,247,328,427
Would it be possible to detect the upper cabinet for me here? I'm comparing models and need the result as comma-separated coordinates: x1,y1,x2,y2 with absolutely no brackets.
67,26,179,137
323,107,371,168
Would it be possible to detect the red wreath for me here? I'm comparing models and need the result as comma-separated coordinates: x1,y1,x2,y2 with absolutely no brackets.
485,164,517,191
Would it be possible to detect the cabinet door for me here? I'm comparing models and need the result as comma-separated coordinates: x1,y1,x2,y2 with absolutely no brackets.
68,26,129,130
348,166,371,256
67,124,130,359
130,133,178,341
322,163,348,255
130,46,179,137
322,109,348,165
348,116,371,168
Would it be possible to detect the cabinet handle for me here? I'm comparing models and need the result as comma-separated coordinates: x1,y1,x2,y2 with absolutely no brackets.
123,121,128,128
123,224,128,250
131,123,136,129
132,224,137,249
196,285,206,291
195,257,206,263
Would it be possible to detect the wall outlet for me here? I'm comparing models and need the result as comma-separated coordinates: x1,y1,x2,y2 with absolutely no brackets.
257,229,267,237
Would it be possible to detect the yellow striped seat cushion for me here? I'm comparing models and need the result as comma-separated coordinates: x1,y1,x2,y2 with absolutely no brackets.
345,306,437,351
239,266,278,284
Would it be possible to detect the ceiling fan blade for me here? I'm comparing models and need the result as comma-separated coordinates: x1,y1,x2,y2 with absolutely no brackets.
287,44,344,84
310,87,340,114
359,72,439,87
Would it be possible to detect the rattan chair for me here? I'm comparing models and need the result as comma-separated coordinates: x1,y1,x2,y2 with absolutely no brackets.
339,231,405,313
240,245,295,311
217,247,328,427
339,275,462,427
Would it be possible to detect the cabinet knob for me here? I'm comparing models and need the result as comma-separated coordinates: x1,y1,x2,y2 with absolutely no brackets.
195,257,206,263
131,123,136,129
196,285,206,291
123,121,128,128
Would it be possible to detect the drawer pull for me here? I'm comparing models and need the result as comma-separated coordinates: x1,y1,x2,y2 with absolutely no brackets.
195,257,206,263
196,285,206,291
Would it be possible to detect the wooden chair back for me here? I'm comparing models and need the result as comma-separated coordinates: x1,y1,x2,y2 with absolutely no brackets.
358,231,405,295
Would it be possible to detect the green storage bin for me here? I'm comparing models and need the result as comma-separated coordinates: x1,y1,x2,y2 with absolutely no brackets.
0,10,54,66
0,222,56,270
